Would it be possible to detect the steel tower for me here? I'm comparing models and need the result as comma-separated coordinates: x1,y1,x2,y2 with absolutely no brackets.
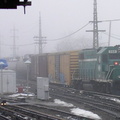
87,0,105,49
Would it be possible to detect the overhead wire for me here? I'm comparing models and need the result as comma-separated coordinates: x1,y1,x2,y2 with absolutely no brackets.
103,32,120,40
46,22,90,41
2,22,90,46
100,19,120,22
2,43,34,47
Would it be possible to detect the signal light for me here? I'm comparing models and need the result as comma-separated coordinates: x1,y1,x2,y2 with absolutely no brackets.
114,62,119,65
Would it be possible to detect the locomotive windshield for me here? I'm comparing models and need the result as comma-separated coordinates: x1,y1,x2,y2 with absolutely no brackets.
109,53,120,59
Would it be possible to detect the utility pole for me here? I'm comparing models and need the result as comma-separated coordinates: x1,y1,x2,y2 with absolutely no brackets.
34,13,46,55
12,27,17,59
86,0,105,49
108,21,111,46
101,19,120,46
39,12,42,54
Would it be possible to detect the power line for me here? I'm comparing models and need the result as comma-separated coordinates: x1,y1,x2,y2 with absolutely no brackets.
100,18,120,46
2,22,90,47
2,43,34,47
46,22,90,41
100,19,120,22
103,32,120,40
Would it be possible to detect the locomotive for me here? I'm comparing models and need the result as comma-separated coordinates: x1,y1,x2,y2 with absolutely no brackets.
72,45,120,94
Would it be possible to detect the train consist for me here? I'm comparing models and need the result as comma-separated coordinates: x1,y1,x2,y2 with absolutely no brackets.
7,45,120,94
28,45,120,93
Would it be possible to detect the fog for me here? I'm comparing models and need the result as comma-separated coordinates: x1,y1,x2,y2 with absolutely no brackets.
0,0,120,57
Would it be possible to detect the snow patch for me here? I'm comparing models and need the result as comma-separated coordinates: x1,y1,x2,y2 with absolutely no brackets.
54,99,101,120
54,99,74,107
8,93,35,97
110,98,120,103
71,108,101,120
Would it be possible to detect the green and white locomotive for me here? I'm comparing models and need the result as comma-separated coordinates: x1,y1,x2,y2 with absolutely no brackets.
74,45,120,93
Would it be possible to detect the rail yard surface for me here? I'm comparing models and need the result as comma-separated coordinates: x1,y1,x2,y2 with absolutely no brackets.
5,78,118,120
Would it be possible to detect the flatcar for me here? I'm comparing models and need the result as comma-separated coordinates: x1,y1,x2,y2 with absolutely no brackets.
72,45,120,94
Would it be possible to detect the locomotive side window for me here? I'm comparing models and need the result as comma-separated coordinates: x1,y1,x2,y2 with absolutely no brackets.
102,54,108,63
109,53,120,59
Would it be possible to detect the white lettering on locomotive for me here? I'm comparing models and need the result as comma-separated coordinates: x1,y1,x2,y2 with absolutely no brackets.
108,50,117,53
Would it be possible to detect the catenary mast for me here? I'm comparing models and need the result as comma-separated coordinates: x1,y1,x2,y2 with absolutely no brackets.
86,0,105,49
93,0,99,48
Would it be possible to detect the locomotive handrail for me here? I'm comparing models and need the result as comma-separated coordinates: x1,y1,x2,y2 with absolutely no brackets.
105,65,114,80
107,68,116,80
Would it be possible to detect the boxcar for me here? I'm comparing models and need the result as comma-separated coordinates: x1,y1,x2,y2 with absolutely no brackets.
48,51,79,86
30,54,48,80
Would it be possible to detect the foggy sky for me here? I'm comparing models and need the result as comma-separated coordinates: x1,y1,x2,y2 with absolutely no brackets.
0,0,120,57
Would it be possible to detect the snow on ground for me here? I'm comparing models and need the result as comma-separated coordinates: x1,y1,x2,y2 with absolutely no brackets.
54,99,74,107
8,93,35,97
71,108,101,120
110,98,120,103
54,99,101,120
100,96,120,104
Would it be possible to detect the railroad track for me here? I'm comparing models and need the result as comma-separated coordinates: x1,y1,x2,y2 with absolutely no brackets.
17,79,120,120
2,105,63,120
0,97,96,120
0,105,33,120
0,115,11,120
50,85,120,120
18,104,93,120
50,84,120,105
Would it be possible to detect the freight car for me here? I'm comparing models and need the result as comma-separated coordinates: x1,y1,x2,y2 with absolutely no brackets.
30,51,79,86
30,54,48,80
72,45,120,94
48,51,79,85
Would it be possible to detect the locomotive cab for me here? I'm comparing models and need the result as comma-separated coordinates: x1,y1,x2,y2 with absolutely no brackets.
95,46,120,93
